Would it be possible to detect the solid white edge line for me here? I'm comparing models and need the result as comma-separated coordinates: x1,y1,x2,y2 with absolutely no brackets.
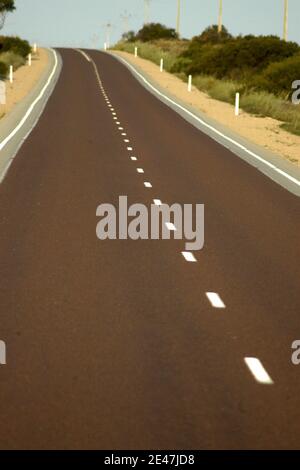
0,159,13,184
115,55,300,189
0,49,58,152
244,357,274,385
206,292,226,309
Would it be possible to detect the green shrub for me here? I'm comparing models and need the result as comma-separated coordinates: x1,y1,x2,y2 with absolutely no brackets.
192,24,232,44
0,61,8,79
0,51,25,69
178,35,299,80
136,23,178,42
121,31,136,42
0,36,31,58
253,54,300,96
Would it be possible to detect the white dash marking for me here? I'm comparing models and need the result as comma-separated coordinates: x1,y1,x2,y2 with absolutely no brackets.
206,292,226,309
144,182,152,188
182,252,197,262
165,222,176,231
127,147,133,151
137,168,144,173
153,199,162,206
244,358,274,385
131,156,137,161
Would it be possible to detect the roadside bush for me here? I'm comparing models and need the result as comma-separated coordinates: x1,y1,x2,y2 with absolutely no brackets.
0,36,31,58
192,25,232,44
0,50,25,69
136,23,178,42
0,61,8,79
121,31,136,43
253,54,300,96
178,35,299,81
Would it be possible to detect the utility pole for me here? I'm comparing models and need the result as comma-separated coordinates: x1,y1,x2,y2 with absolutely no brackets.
121,11,131,34
283,0,288,41
144,0,151,25
104,22,112,49
218,0,223,34
176,0,181,37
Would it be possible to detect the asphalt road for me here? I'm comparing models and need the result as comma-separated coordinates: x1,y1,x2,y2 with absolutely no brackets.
0,48,299,450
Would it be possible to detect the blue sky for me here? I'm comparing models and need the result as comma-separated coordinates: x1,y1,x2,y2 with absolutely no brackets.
2,0,300,47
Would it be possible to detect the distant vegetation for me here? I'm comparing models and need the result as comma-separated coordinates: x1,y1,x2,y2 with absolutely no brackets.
0,2,31,79
113,23,300,136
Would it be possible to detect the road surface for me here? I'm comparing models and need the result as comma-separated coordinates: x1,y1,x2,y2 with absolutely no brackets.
0,48,299,449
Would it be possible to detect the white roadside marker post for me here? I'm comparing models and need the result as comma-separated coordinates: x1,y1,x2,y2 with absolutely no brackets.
0,81,6,107
188,74,192,92
28,53,32,66
160,58,164,72
104,42,107,51
33,43,37,54
134,46,138,58
235,92,240,116
9,65,13,84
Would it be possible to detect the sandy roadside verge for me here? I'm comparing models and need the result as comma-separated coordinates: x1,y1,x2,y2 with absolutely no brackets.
0,48,49,119
113,51,300,168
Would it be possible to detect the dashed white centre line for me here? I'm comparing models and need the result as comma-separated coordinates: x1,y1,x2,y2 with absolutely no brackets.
131,156,137,161
137,168,144,173
153,199,162,206
165,222,177,231
116,121,121,125
119,127,124,130
144,182,152,188
122,133,127,136
182,252,197,262
124,139,130,143
127,146,133,151
206,292,226,309
244,358,274,385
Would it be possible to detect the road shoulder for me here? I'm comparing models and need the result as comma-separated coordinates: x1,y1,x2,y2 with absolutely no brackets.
110,50,300,197
0,48,62,183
